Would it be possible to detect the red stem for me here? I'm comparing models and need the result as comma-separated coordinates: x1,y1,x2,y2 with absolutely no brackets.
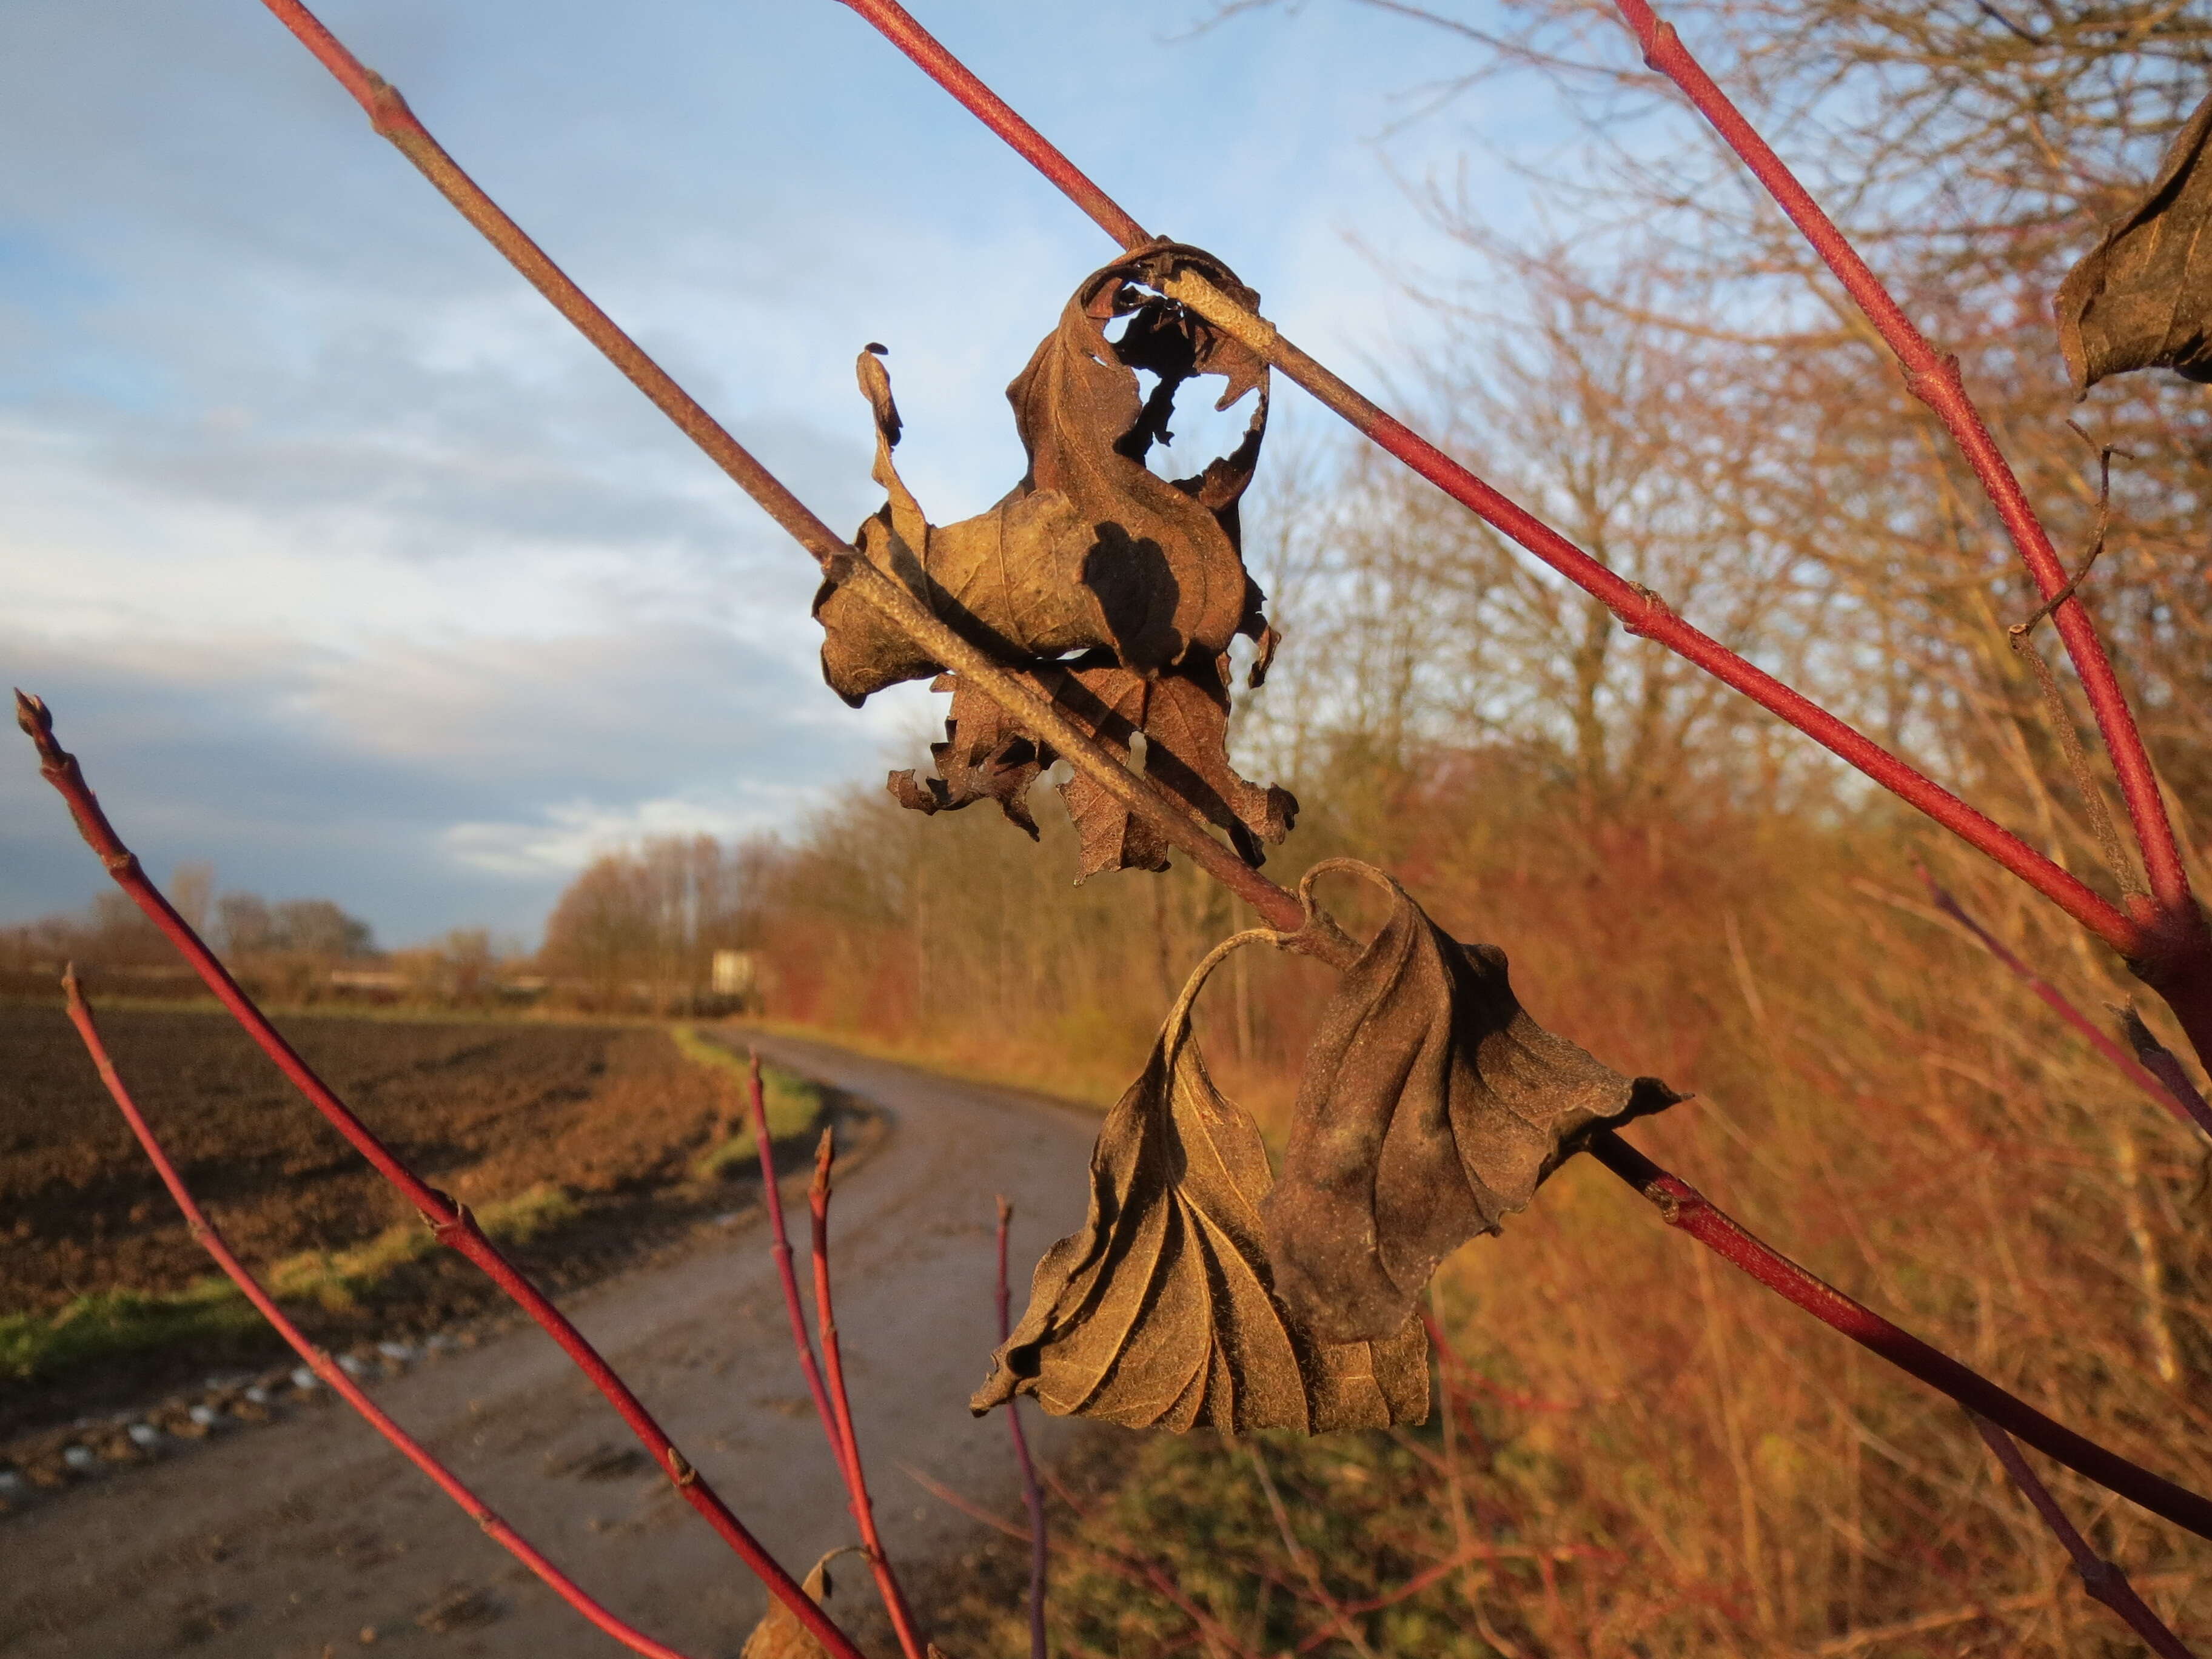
749,1056,922,1651
1924,873,2212,1139
831,0,1148,249
255,0,848,566
1607,0,2198,937
59,969,702,1659
1971,1415,2200,1659
828,0,2146,965
16,694,865,1659
1587,1130,2212,1543
997,1195,1050,1659
809,1129,928,1659
144,0,2212,1568
746,1051,853,1487
250,0,1305,939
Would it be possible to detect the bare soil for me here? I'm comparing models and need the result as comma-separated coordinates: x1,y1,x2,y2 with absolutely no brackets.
0,1003,793,1439
0,1030,1102,1659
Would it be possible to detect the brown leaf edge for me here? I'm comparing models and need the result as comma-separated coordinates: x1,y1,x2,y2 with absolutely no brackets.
739,1547,856,1659
887,654,1298,876
820,250,1292,875
814,245,1275,707
1261,860,1685,1346
2057,87,2212,392
971,928,1429,1435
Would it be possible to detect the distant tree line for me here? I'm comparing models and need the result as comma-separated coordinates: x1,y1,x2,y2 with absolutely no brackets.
537,834,764,1011
0,862,379,1000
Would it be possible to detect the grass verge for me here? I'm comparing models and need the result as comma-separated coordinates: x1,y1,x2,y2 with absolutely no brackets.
0,1184,577,1384
671,1025,827,1176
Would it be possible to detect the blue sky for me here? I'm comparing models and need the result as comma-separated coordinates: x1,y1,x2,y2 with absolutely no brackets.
0,0,1554,946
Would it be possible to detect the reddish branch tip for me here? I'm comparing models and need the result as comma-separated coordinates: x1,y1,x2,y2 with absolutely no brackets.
14,688,58,756
813,1124,836,1197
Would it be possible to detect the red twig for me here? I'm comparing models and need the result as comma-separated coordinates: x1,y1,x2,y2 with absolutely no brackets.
249,0,1306,942
174,0,2212,1583
997,1196,1050,1659
1971,1414,2200,1658
830,0,1145,249
827,0,2148,970
58,968,702,1659
256,0,846,568
15,693,864,1659
1606,0,2204,962
1293,1541,1609,1655
1422,1307,1577,1414
809,1128,928,1659
746,1052,851,1485
1587,1130,2212,1543
1923,873,2212,1139
902,1460,1034,1544
2118,1008,2212,1130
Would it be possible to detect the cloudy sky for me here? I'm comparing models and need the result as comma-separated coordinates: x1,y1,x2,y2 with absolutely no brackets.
0,0,1553,947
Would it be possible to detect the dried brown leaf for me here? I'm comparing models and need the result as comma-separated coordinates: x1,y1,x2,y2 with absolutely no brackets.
1263,862,1684,1344
2057,88,2212,391
888,674,1047,838
971,936,1429,1433
815,245,1273,705
739,1550,848,1659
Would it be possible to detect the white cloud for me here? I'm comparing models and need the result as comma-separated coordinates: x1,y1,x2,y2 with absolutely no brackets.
0,0,1546,943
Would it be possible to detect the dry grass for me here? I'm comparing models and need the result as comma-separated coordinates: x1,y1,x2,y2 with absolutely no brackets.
759,780,2212,1655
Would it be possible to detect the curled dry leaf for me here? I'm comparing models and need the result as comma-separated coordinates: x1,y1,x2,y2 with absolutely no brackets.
817,244,1293,874
739,1549,849,1659
972,933,1429,1434
2057,87,2212,391
1262,862,1684,1344
888,672,1048,839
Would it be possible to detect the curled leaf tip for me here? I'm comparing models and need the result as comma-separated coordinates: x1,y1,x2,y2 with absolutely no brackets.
2057,88,2212,391
974,933,1429,1435
737,1549,847,1659
1263,862,1683,1345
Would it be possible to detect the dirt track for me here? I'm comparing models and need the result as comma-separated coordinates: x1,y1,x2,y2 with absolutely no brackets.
0,1030,1102,1658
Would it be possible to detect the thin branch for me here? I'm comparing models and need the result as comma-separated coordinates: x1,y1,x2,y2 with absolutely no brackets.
185,0,2212,1564
2117,1005,2212,1129
749,1051,846,1456
1970,1414,2200,1658
809,1127,928,1659
748,1051,873,1513
249,0,1306,940
58,968,703,1659
1248,1441,1379,1659
15,693,865,1659
828,0,2151,969
1606,0,2198,934
902,1460,1034,1544
997,1196,1050,1659
1922,873,2212,1139
1587,1128,2212,1544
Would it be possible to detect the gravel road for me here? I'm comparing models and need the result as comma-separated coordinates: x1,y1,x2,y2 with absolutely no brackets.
0,1031,1101,1659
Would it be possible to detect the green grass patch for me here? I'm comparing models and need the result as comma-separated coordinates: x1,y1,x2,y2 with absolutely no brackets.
265,1182,578,1310
672,1027,826,1179
0,1182,578,1384
0,1281,261,1384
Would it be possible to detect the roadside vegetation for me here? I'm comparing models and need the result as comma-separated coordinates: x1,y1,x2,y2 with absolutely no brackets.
525,2,2212,1650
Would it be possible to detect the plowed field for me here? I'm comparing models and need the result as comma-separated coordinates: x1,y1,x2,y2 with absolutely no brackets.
0,1005,783,1436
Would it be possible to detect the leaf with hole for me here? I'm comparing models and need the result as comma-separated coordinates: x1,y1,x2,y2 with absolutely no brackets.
814,244,1274,704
